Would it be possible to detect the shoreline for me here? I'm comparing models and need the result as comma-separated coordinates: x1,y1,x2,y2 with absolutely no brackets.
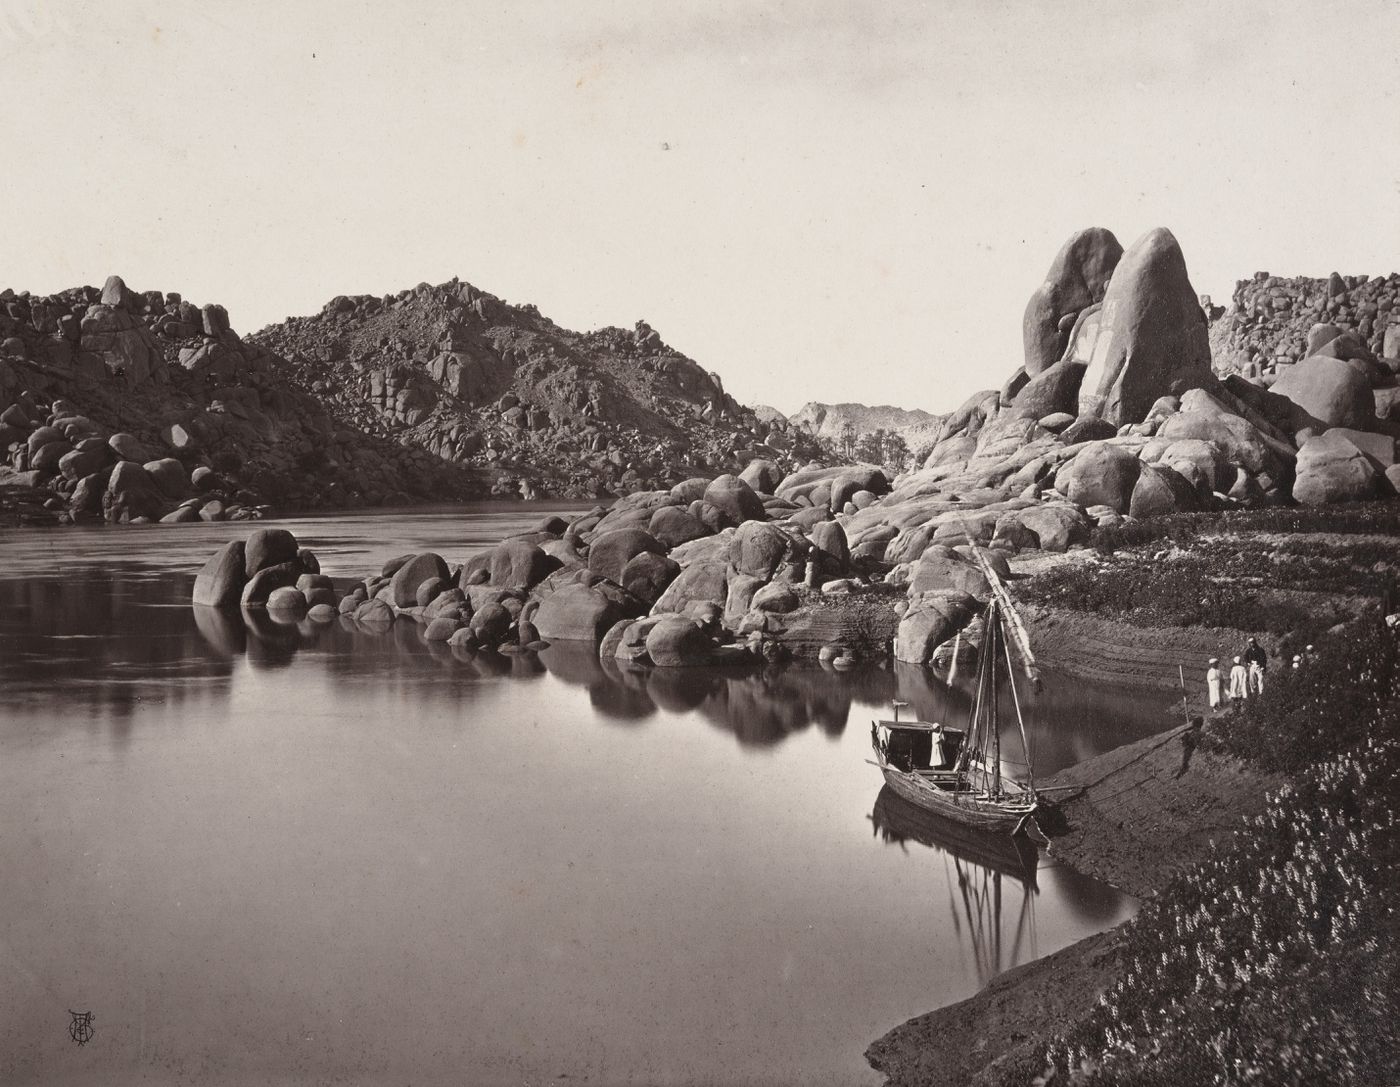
865,719,1283,1086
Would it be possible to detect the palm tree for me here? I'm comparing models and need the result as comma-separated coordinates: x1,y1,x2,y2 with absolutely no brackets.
839,420,857,458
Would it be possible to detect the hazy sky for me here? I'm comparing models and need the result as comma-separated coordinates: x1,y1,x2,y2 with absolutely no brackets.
3,1,1398,416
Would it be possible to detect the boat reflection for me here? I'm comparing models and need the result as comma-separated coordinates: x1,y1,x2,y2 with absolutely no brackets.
870,784,1039,987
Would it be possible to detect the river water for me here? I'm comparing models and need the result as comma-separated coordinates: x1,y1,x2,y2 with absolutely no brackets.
0,506,1177,1086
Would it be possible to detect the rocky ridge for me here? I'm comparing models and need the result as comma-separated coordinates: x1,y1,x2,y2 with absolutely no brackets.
249,281,825,500
0,275,829,525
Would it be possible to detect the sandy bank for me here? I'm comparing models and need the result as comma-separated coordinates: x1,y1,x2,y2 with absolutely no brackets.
866,930,1120,1087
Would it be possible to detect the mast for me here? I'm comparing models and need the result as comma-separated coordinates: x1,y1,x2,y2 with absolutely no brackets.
989,601,1002,797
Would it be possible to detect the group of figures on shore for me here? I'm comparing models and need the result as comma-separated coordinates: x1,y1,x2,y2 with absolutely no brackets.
1204,636,1313,709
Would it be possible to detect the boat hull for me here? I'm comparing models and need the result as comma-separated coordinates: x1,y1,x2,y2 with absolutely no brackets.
880,765,1036,835
871,785,1039,884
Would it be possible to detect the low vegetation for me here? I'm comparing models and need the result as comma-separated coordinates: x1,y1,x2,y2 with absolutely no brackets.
1040,739,1399,1085
1018,515,1399,642
1008,618,1400,1086
1206,618,1398,774
1087,501,1400,553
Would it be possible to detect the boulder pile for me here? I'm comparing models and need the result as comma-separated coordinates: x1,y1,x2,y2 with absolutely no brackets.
834,228,1400,590
184,228,1400,677
0,276,486,523
0,391,263,523
190,461,910,668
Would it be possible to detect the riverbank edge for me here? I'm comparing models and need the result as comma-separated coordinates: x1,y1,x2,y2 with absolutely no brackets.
865,717,1283,1086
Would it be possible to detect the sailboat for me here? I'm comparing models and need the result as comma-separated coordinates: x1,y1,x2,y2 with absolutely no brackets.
871,548,1041,836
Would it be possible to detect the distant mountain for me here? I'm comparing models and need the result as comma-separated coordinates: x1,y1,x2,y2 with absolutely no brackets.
787,402,947,449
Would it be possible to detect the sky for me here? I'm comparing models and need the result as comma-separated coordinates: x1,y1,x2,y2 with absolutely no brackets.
3,0,1398,417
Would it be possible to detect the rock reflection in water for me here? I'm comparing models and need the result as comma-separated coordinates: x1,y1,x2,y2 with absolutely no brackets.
178,604,1180,765
0,570,237,722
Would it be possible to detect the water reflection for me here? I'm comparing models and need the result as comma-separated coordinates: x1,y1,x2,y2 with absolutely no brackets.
177,606,1175,763
0,511,1149,1087
0,562,1178,772
0,569,237,719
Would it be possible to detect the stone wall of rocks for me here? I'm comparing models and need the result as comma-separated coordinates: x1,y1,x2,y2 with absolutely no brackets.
1211,271,1400,375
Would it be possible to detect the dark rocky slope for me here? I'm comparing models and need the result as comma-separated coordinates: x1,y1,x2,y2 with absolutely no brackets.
0,275,826,525
249,281,824,500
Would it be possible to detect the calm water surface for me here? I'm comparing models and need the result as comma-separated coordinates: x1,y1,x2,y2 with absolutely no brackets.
0,506,1177,1086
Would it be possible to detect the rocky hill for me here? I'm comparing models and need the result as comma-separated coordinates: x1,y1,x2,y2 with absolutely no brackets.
250,280,822,500
0,275,826,525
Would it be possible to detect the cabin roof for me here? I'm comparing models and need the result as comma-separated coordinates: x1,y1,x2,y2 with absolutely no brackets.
874,720,964,732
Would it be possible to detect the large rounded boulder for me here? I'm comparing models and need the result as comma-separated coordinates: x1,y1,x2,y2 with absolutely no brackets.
192,540,247,608
620,552,681,607
1060,441,1142,513
644,617,712,667
908,546,990,598
1292,432,1380,506
102,461,164,522
1022,226,1123,375
1013,359,1087,419
1129,463,1201,519
1155,410,1287,482
829,467,889,512
729,521,796,580
895,590,978,665
651,560,730,616
489,537,555,589
808,520,850,575
648,505,709,548
588,528,666,584
701,474,765,527
1007,504,1091,552
143,457,188,499
390,552,451,608
244,528,300,578
1079,228,1212,425
1269,355,1375,432
738,458,782,494
533,583,626,642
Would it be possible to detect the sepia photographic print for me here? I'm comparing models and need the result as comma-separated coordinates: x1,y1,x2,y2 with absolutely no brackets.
2,2,1398,1084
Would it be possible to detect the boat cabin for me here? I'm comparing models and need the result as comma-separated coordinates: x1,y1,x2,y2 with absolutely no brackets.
872,702,965,773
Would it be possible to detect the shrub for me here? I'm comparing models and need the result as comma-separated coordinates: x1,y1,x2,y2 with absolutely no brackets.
1016,555,1351,637
1040,732,1400,1087
1090,500,1400,554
